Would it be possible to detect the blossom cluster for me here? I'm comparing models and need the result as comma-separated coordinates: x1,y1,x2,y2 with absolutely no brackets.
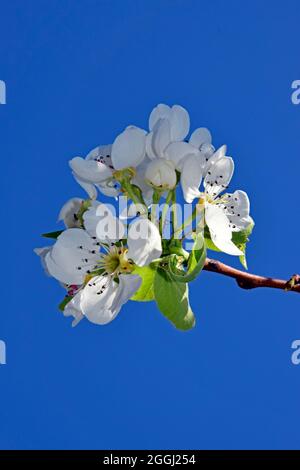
35,104,253,330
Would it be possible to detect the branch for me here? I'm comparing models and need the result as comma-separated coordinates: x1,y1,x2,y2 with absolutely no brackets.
203,258,300,293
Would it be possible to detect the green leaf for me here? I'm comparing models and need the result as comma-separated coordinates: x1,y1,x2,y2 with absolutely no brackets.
238,244,248,270
153,268,195,331
167,233,206,283
58,296,73,312
232,218,255,269
187,233,206,272
131,265,156,302
42,230,64,239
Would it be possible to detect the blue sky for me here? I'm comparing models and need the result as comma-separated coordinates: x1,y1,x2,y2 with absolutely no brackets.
1,0,300,450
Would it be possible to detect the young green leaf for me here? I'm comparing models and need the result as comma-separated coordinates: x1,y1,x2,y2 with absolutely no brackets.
232,218,255,269
42,230,64,239
167,233,207,283
154,268,195,331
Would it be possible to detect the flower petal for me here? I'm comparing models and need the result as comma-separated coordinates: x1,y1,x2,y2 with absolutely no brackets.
149,103,172,131
165,141,203,170
72,174,97,199
69,157,113,183
34,246,52,276
152,119,171,157
181,154,203,203
205,144,227,173
221,190,251,231
110,274,142,312
45,229,100,284
149,104,189,142
80,276,120,325
127,218,162,266
204,156,234,199
189,127,212,148
205,203,242,256
64,291,84,327
169,105,190,141
111,126,146,170
83,201,125,241
145,131,159,160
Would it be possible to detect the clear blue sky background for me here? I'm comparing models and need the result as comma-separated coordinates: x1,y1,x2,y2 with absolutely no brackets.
1,0,300,450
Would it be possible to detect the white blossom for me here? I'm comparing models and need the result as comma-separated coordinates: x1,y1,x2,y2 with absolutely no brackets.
41,203,162,325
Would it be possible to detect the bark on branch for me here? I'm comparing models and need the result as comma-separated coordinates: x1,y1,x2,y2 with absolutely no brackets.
203,258,300,293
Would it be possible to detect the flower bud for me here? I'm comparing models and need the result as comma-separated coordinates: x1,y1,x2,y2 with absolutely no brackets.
145,159,177,190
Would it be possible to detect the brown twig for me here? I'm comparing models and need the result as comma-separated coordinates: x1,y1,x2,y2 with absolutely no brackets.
203,258,300,293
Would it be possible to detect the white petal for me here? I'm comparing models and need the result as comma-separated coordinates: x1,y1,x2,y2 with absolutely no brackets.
80,276,120,325
58,198,84,228
45,251,84,285
221,190,250,231
145,131,158,160
205,144,227,173
165,141,203,170
69,157,112,183
111,126,146,170
64,291,84,327
110,274,142,312
181,155,203,203
72,174,97,199
34,246,52,276
152,119,171,157
169,105,190,141
83,202,125,241
205,204,242,256
45,229,100,284
149,103,172,131
189,127,212,148
204,156,234,199
127,218,162,266
200,143,215,166
145,159,177,189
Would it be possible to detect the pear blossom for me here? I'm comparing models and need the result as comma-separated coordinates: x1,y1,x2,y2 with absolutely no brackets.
69,145,119,199
181,144,227,203
36,102,255,332
144,104,202,192
58,197,84,228
197,156,251,256
41,203,162,325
